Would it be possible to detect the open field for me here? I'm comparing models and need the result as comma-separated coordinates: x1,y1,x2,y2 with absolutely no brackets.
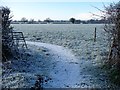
2,24,117,88
13,24,109,59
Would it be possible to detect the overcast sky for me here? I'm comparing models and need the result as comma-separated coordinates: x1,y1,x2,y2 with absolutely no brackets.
0,0,119,20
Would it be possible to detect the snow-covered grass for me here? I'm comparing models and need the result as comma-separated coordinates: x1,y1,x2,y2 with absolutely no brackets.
1,24,119,88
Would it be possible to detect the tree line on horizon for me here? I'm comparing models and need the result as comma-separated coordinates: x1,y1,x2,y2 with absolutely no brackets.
11,17,106,24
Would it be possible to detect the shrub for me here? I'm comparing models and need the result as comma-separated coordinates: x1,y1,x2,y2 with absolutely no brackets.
102,2,120,85
1,6,13,61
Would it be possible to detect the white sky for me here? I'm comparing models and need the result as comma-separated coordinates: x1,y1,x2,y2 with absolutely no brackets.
0,0,119,20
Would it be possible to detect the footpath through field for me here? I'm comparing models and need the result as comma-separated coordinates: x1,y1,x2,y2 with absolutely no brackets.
1,41,117,88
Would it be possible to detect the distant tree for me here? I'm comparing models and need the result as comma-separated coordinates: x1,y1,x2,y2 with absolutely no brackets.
38,19,41,22
21,17,28,23
81,20,88,24
28,19,35,24
88,19,95,24
44,18,52,23
75,20,81,24
69,18,76,24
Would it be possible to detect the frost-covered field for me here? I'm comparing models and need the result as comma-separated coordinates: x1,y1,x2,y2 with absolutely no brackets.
13,24,109,59
2,24,119,88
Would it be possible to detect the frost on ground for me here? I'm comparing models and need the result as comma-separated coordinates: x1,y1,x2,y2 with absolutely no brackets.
1,41,117,88
1,24,119,88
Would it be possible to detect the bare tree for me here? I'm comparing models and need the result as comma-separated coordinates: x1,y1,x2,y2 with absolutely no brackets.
91,2,120,85
103,2,120,69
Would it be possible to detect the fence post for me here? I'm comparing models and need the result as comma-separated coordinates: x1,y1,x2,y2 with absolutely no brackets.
94,27,96,42
0,8,2,60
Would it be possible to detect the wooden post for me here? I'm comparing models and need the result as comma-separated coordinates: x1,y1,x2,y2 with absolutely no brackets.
0,8,2,60
94,27,96,42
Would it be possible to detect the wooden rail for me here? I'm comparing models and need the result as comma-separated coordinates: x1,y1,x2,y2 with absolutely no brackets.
11,32,27,48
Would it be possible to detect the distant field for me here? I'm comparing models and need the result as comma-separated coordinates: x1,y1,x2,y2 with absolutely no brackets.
12,24,109,60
